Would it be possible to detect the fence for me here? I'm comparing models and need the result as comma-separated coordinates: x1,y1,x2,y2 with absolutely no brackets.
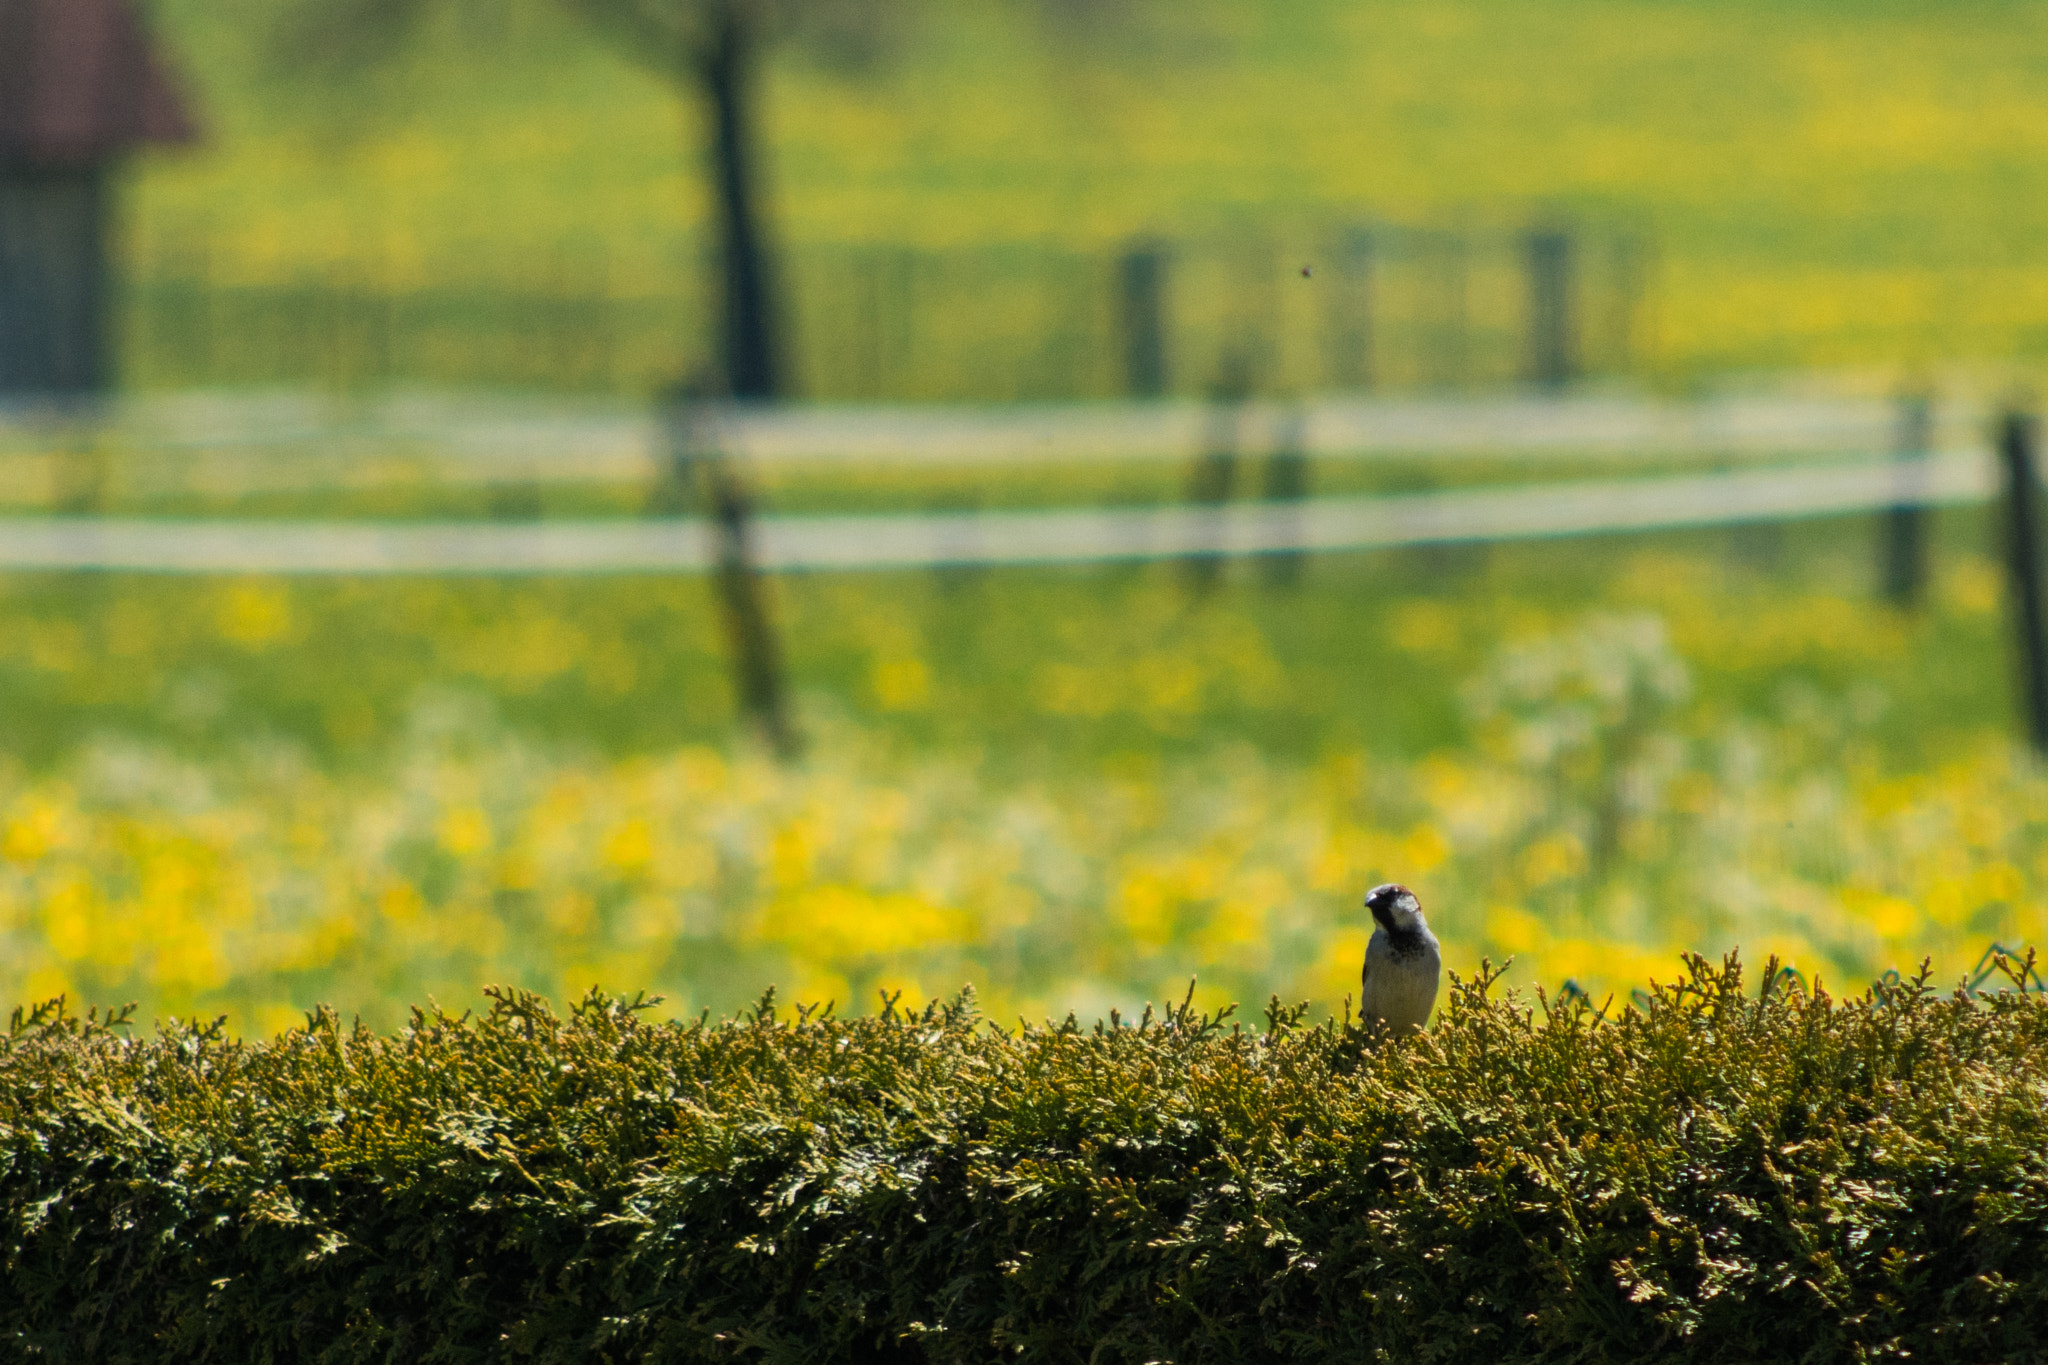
0,450,1994,575
0,386,2037,750
0,390,1999,575
119,219,1653,402
0,389,1935,512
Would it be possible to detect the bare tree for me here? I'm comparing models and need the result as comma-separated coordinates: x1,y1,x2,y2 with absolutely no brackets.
274,0,1153,757
549,0,858,400
569,0,1164,400
277,0,1154,402
274,0,821,398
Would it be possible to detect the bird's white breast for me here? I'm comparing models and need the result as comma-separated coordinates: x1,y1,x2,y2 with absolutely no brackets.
1361,927,1441,1032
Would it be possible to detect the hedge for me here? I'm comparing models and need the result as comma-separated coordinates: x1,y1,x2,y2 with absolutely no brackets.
2,955,2045,1364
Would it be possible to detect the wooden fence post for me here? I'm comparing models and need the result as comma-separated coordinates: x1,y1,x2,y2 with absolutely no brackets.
1999,408,2048,754
663,389,800,760
1260,404,1310,587
1882,392,1932,606
1524,227,1576,390
1183,349,1251,594
1119,243,1169,398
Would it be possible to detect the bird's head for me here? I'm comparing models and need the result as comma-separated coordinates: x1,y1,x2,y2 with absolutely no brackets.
1364,883,1425,934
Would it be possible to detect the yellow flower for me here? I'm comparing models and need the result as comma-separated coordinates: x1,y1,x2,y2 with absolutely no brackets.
438,808,492,858
380,880,426,925
217,584,295,648
872,656,932,711
1939,560,1999,617
761,885,967,960
40,878,96,962
1115,868,1179,952
1388,600,1458,656
2,798,65,863
602,819,654,876
1488,905,1546,956
1399,824,1452,876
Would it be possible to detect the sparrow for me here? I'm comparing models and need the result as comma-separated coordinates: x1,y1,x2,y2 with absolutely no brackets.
1359,883,1441,1033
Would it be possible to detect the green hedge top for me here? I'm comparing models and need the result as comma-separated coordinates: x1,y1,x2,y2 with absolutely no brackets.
2,956,2046,1364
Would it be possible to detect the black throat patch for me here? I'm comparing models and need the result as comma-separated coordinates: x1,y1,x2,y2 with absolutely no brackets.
1380,924,1427,959
1371,906,1426,958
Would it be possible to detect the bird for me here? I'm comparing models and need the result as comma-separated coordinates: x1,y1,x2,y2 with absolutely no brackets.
1359,883,1441,1033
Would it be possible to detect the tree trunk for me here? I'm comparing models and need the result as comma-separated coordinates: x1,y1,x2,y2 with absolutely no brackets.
707,460,800,758
700,7,780,400
661,390,799,759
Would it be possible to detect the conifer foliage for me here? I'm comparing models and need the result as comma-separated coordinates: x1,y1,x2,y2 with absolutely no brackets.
2,955,2044,1362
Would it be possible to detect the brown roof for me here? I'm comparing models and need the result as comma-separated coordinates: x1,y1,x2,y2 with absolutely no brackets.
0,0,198,164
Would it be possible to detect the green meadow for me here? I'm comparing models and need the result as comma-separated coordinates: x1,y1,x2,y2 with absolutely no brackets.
2,0,2045,1028
129,0,2048,381
0,513,2035,1027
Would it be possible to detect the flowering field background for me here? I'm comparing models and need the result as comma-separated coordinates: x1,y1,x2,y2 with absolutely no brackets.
131,0,2048,382
0,502,2036,1033
9,0,2048,1030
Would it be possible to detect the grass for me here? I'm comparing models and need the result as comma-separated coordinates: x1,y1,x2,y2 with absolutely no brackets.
8,0,2047,1031
0,507,2036,1031
124,0,2048,382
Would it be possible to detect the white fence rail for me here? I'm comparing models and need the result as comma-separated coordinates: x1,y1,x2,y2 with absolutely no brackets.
0,391,1951,497
0,449,1993,575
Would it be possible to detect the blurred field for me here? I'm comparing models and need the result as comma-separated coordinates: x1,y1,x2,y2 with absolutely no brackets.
1,505,2038,1031
129,0,2048,381
7,0,2046,1030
